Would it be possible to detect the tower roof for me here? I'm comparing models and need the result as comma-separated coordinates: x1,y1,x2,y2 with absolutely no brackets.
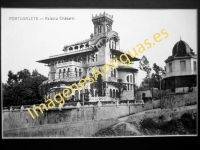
92,12,113,21
165,39,196,63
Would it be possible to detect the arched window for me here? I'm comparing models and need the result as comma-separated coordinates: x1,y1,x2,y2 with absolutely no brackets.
110,89,112,97
107,25,110,32
75,68,77,77
69,47,73,51
113,89,115,98
75,90,79,101
112,41,114,49
114,69,116,78
116,90,119,98
67,68,70,77
59,69,61,78
98,26,101,33
79,69,82,77
75,46,78,50
63,69,66,78
126,74,134,91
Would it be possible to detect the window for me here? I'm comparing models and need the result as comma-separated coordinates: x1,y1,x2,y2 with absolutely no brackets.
110,89,112,97
67,68,70,77
59,69,61,78
107,25,110,32
98,26,101,33
126,75,129,82
79,69,82,77
75,68,77,77
169,63,172,72
63,69,66,78
114,69,116,77
180,61,186,71
113,89,115,98
133,74,135,84
194,61,196,71
126,75,134,91
130,75,133,83
96,54,97,62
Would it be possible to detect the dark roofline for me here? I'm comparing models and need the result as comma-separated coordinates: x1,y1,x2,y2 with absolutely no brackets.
37,48,96,64
110,49,140,61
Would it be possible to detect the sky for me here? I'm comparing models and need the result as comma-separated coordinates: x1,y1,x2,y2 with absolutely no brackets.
1,9,197,86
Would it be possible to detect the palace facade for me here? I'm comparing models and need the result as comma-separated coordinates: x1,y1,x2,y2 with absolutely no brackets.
37,12,140,102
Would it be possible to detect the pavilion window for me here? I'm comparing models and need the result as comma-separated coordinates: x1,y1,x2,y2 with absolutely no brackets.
193,61,196,71
180,61,186,71
169,63,172,72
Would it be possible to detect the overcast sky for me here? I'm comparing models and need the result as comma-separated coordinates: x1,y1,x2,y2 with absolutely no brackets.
2,9,197,85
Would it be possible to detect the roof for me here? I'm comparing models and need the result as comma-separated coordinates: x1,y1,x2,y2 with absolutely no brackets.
117,66,138,72
110,49,140,61
165,39,197,63
64,39,90,48
37,47,96,64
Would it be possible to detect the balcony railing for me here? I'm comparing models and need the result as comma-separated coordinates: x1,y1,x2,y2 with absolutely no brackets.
57,61,81,67
108,77,118,82
162,70,197,78
89,97,111,102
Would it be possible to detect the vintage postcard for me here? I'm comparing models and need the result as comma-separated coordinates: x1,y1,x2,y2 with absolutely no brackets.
2,9,197,138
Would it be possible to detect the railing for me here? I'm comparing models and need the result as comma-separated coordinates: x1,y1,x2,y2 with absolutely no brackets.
108,77,118,82
162,70,197,78
89,97,111,102
64,76,81,82
57,61,81,67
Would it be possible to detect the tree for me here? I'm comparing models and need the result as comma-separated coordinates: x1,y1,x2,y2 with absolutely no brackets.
3,69,48,107
139,55,152,78
139,63,166,91
116,79,127,101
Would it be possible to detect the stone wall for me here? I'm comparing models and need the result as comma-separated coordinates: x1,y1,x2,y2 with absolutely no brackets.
161,91,197,109
3,101,157,137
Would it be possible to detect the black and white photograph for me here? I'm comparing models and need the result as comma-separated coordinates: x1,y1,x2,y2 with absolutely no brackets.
2,8,197,138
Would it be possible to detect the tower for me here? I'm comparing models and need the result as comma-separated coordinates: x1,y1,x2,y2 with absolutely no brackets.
92,12,114,36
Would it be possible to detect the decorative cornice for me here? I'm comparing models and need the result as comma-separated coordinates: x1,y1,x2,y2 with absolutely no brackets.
92,12,113,21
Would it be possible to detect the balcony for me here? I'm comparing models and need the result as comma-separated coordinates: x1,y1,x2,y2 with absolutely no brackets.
108,77,118,82
65,76,81,82
162,70,197,78
57,61,81,68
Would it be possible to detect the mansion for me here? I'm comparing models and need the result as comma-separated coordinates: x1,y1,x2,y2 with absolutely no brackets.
37,12,140,102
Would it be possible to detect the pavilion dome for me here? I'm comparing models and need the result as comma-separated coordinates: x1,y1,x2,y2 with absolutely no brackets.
172,39,194,57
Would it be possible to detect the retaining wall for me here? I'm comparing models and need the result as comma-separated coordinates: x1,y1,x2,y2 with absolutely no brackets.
3,101,159,137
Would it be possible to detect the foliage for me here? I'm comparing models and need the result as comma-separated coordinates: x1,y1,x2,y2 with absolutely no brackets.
139,55,151,78
139,60,166,91
3,69,48,106
140,112,196,135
